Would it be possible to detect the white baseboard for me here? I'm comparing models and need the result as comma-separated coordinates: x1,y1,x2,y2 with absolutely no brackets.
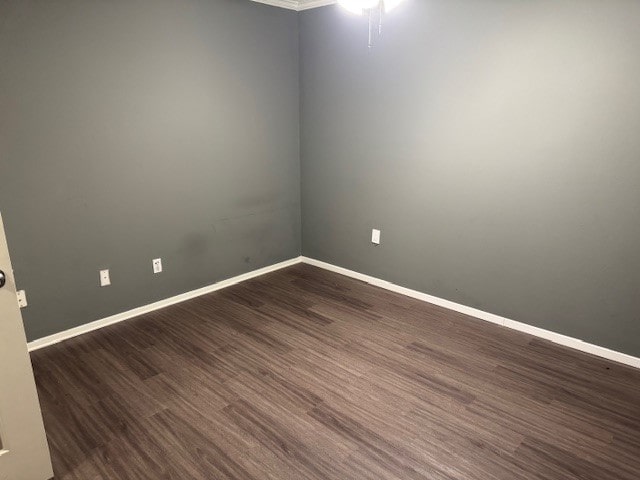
301,256,640,370
28,254,640,370
27,257,303,352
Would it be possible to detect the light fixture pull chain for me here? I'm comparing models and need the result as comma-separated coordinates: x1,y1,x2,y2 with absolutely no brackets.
338,0,405,48
367,2,384,49
368,8,374,49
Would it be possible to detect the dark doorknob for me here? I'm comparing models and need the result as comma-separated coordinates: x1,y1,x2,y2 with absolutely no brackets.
0,270,5,288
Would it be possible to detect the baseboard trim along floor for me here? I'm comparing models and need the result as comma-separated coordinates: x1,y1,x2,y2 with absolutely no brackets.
26,257,303,352
301,256,640,370
27,254,640,370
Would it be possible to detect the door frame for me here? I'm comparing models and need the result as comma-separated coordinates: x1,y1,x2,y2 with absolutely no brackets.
0,212,53,480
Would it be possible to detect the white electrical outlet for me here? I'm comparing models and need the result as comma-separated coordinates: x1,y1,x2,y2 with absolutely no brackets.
372,229,381,245
17,290,28,308
100,269,111,287
153,258,163,274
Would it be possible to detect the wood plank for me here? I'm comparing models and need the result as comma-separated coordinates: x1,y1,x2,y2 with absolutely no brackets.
30,264,640,479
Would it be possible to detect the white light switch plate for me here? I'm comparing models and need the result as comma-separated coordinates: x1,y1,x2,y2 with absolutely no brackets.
372,229,381,245
17,290,28,308
100,269,111,287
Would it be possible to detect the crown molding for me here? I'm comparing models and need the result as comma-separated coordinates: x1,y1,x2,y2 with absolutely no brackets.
251,0,298,10
251,0,337,11
298,0,337,10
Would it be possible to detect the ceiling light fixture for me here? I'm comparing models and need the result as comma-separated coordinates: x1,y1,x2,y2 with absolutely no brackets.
338,0,405,48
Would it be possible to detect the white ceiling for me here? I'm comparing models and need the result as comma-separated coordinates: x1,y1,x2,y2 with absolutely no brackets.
251,0,337,11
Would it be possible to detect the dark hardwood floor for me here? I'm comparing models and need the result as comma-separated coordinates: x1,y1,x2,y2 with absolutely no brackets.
31,264,640,480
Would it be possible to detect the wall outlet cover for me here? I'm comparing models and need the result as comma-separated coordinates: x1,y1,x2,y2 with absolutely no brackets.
100,269,111,287
17,290,28,308
372,229,381,245
153,258,163,274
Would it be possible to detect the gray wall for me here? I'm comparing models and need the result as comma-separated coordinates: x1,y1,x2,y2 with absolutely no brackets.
0,0,301,341
2,0,639,356
300,1,640,356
